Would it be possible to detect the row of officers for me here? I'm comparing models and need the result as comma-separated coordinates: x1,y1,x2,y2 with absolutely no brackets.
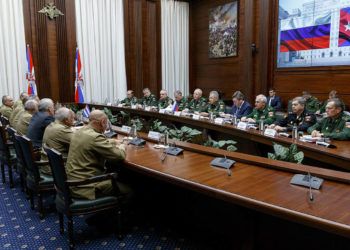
118,87,350,140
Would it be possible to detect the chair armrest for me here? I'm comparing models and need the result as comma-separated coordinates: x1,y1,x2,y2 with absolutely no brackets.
6,141,13,146
35,160,49,166
66,173,118,187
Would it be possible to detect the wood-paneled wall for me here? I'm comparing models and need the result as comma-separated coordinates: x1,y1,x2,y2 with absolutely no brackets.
22,0,76,102
21,0,350,107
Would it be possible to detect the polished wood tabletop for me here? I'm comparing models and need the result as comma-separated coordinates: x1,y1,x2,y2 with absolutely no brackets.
83,103,350,171
118,134,350,239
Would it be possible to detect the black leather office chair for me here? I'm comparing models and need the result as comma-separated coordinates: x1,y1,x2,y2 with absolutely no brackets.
45,147,124,249
0,124,16,187
16,134,54,219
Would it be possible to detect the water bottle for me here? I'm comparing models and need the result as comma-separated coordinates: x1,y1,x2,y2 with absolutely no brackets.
209,112,214,122
130,122,137,138
292,124,298,139
259,119,264,131
164,131,169,146
233,115,237,125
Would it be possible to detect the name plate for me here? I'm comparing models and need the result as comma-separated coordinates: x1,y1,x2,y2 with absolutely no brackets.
145,106,151,111
121,125,131,133
214,118,224,125
117,104,123,107
107,102,112,106
264,128,277,137
237,121,247,130
174,111,181,116
148,131,160,140
192,114,200,120
159,109,166,114
131,104,137,109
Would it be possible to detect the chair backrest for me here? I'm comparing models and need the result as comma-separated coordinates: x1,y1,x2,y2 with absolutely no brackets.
6,126,16,142
0,125,6,152
13,132,26,169
17,135,41,183
45,147,71,208
0,115,9,126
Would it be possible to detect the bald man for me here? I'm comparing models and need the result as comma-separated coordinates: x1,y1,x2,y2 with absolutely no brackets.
184,88,207,113
66,110,130,200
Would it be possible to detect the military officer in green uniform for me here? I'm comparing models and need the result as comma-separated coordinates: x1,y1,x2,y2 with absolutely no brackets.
183,88,207,113
0,95,14,119
316,90,346,114
307,98,350,140
66,110,131,200
173,90,188,111
13,92,28,109
302,91,320,113
138,88,158,107
40,107,75,175
120,90,138,107
16,100,38,135
158,89,173,109
269,97,316,132
200,90,225,117
241,94,275,125
10,94,29,126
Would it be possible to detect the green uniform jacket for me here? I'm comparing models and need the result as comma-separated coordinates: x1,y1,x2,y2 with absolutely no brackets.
139,94,158,107
66,125,126,200
174,97,188,111
0,105,13,119
16,111,32,135
246,106,275,125
186,97,207,112
305,96,320,113
13,99,23,109
307,112,350,140
40,121,74,175
203,100,226,116
9,104,24,126
158,96,174,109
121,97,138,106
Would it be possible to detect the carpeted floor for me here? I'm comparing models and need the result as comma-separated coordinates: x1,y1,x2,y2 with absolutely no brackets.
0,169,206,249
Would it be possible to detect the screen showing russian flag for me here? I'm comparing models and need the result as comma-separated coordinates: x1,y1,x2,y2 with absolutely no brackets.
277,0,350,68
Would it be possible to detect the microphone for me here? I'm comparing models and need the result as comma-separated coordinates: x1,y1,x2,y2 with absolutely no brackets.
308,172,314,202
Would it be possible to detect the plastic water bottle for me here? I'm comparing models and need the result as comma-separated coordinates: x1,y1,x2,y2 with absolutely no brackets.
233,115,237,125
292,124,298,139
259,119,264,131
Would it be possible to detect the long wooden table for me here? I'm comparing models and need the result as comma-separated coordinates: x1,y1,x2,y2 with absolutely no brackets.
83,103,350,171
118,132,350,239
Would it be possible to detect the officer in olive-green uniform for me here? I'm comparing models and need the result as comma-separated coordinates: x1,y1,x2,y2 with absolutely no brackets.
184,88,207,113
307,98,350,140
138,88,158,107
0,95,14,119
270,97,316,132
40,108,75,175
121,90,138,107
242,94,275,125
66,110,130,200
158,89,173,109
16,100,38,135
201,90,225,116
173,90,188,111
302,91,320,113
316,90,346,114
13,92,28,109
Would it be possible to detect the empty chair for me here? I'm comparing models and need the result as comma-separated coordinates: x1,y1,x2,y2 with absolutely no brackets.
45,147,125,249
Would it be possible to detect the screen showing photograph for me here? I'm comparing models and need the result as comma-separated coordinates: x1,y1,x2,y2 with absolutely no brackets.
277,0,350,68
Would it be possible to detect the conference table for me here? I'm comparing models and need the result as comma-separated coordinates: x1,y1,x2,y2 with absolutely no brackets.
113,128,350,240
80,103,350,171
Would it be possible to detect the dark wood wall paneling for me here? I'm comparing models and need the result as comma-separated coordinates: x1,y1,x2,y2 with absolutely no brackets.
124,0,161,98
22,0,76,102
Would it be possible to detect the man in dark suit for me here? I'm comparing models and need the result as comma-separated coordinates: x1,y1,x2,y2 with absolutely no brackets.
230,91,252,118
267,88,282,111
27,98,55,148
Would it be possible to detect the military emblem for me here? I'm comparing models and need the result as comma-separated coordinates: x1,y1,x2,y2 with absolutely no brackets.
38,3,64,20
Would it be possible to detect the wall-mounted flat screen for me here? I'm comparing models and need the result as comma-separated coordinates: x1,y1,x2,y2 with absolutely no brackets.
277,0,350,68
